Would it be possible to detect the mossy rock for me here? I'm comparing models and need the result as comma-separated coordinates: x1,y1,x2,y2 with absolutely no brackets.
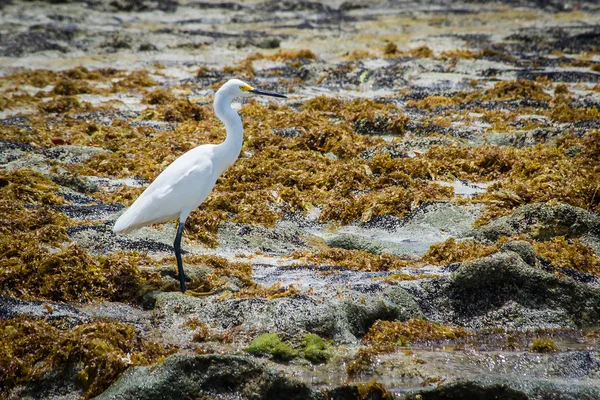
245,333,296,361
95,354,317,400
405,381,528,400
446,252,600,327
472,202,600,242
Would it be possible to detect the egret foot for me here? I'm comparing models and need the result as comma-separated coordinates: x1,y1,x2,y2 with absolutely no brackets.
174,221,186,293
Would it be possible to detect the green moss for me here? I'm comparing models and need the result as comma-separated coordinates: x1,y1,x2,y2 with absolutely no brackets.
244,333,296,361
0,318,175,399
531,337,558,353
302,333,330,364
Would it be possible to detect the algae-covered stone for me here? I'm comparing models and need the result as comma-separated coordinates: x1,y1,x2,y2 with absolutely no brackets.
471,202,600,242
153,287,423,345
326,233,383,255
95,354,318,400
404,380,528,400
446,252,600,327
499,240,538,267
42,145,110,165
245,333,296,361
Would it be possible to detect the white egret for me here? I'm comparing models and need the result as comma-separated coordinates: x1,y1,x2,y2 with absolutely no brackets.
113,79,287,292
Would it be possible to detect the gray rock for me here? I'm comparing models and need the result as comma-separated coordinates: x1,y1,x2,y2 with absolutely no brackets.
326,233,383,255
152,287,422,344
216,221,322,256
403,380,528,400
42,145,109,165
499,240,538,267
272,127,301,138
470,375,600,400
95,354,319,400
445,252,600,328
470,202,600,242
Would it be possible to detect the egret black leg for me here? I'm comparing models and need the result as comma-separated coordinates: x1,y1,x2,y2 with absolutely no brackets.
174,221,186,293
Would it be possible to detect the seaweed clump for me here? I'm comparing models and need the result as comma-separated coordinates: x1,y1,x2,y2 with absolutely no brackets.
478,132,600,222
0,318,175,399
291,248,410,272
39,96,92,114
422,238,500,265
454,79,552,103
0,169,69,244
533,236,600,276
363,319,471,347
530,337,558,353
0,242,159,302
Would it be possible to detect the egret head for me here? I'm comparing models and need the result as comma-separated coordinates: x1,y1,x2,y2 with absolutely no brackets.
218,79,287,100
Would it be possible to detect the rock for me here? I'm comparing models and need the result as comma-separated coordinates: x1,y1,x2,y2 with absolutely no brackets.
445,252,600,328
216,221,321,256
272,127,302,138
53,203,125,221
152,287,422,344
42,145,109,165
544,351,600,379
404,380,528,400
499,240,538,267
67,223,177,255
95,353,319,400
0,139,34,164
471,202,600,242
326,233,383,255
467,374,600,400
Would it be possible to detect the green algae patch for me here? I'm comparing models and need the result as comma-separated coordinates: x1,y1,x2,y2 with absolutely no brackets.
244,333,296,361
302,333,330,364
533,236,600,276
363,319,471,347
530,337,558,353
0,318,176,399
291,248,412,272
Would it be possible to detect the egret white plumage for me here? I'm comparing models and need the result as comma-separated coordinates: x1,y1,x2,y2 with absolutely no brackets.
113,79,287,292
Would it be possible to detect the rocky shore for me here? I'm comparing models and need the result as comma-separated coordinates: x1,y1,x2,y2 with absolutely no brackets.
1,0,600,399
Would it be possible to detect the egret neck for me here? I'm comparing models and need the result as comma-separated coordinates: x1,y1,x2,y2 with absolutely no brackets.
213,90,244,174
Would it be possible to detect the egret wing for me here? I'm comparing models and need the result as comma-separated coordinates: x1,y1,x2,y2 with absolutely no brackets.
113,146,216,233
